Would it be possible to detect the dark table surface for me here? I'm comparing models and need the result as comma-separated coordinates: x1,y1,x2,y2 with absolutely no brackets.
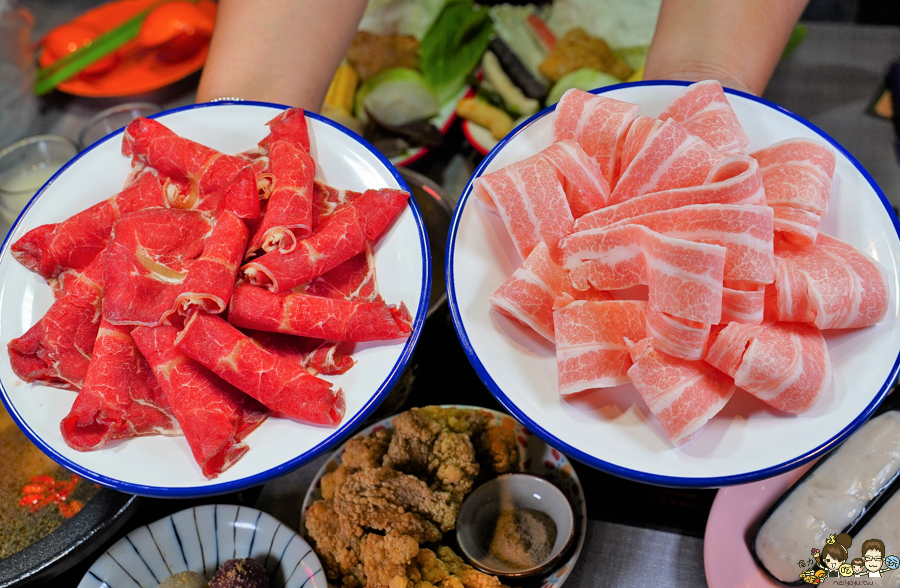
3,2,900,586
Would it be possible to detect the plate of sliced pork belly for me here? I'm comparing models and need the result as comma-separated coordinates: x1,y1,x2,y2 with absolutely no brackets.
447,80,900,486
0,102,429,496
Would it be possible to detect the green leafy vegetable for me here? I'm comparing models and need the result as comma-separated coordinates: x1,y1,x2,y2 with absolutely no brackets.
419,0,493,104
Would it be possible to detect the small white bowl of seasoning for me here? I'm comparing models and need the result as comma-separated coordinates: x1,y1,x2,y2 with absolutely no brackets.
455,473,576,578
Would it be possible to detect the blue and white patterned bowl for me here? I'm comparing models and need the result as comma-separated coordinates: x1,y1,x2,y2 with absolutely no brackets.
78,505,325,588
299,406,587,588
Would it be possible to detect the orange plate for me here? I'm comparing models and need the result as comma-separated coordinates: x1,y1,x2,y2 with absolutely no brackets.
42,0,210,98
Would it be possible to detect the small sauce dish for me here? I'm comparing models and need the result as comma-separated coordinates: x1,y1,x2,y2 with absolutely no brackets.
0,135,78,226
456,473,575,578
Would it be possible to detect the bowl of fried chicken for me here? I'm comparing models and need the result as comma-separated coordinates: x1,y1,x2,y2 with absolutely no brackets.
300,405,587,588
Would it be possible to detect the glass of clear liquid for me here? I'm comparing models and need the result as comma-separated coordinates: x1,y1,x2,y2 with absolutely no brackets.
0,135,79,227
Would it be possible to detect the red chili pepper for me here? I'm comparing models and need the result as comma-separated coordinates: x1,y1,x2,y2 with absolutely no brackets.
18,474,84,515
526,14,557,51
58,500,83,518
18,493,45,508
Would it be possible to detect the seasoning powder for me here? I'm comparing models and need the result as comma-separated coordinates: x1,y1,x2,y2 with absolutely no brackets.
487,507,557,569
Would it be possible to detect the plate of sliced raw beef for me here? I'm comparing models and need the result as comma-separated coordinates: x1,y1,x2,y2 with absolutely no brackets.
0,102,429,496
447,80,900,487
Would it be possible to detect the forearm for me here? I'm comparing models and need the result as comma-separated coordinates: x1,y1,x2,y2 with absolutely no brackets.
643,0,809,95
196,0,368,111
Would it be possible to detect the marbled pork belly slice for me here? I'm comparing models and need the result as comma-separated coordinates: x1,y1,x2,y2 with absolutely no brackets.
552,88,640,185
472,157,574,260
11,171,164,281
771,207,819,247
175,311,345,425
576,154,765,230
242,187,408,292
773,233,889,329
122,117,259,219
750,138,836,245
704,321,831,414
539,140,610,218
132,324,269,479
721,281,766,324
615,115,664,187
644,308,710,361
61,320,180,451
627,337,735,445
559,224,726,324
489,242,611,342
228,280,411,342
609,119,726,206
103,208,248,326
554,300,646,395
246,110,316,255
603,203,775,285
704,321,768,377
7,253,105,390
658,80,750,155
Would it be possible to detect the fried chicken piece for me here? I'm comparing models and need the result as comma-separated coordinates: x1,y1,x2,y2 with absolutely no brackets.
346,31,419,80
475,425,519,477
334,467,457,544
538,28,634,82
435,546,506,588
304,499,365,588
384,408,484,500
406,546,505,588
412,548,455,587
321,463,350,501
323,429,393,500
416,406,491,436
343,427,392,470
362,531,420,588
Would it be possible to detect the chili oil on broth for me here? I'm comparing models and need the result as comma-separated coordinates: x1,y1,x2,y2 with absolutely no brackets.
0,404,99,559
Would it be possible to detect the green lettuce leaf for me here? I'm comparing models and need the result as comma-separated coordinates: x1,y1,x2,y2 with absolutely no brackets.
419,0,493,104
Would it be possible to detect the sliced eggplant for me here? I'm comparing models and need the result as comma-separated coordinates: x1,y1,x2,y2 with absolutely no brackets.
488,37,547,100
751,406,900,584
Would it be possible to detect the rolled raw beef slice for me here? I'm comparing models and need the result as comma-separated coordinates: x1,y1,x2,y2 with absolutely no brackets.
122,117,260,219
175,311,345,426
8,252,105,390
103,208,248,326
132,324,269,479
61,320,180,451
242,187,409,292
11,171,164,281
227,280,411,343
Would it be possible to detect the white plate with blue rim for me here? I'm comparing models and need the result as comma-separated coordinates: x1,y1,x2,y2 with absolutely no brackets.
0,102,430,497
299,406,587,588
446,81,900,487
78,504,324,588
